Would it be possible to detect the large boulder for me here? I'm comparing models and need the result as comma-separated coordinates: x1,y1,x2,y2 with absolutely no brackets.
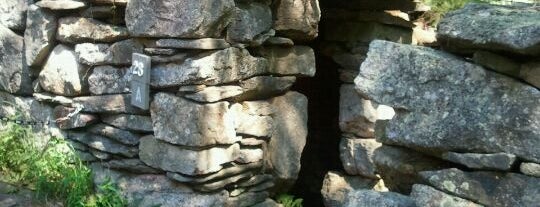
0,25,32,95
437,3,540,56
125,0,235,38
272,0,321,41
24,5,57,67
0,0,31,31
39,44,89,96
356,40,540,163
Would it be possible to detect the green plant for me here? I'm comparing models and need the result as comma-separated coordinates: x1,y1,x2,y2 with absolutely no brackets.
276,194,303,207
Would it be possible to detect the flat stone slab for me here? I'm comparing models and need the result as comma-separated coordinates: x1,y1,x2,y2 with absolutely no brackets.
411,184,484,207
155,38,230,50
442,152,516,171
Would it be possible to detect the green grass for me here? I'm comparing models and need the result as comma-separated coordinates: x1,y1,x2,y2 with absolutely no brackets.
276,193,303,207
0,122,126,207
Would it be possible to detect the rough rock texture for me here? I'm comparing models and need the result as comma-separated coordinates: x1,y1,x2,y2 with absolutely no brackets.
53,105,97,129
342,190,415,207
151,48,268,87
273,0,321,41
521,62,540,88
88,123,141,146
0,25,32,95
0,91,53,125
520,162,540,177
356,40,540,163
139,136,240,175
420,168,540,207
24,5,57,67
0,0,31,31
73,94,145,114
76,39,143,66
227,2,272,43
88,66,131,95
69,132,138,157
437,3,540,55
411,184,484,207
441,152,516,171
340,138,381,178
266,92,308,189
39,44,89,96
57,17,128,43
321,171,381,207
102,159,161,174
151,93,238,146
102,114,153,132
257,46,316,77
339,84,377,137
125,0,235,38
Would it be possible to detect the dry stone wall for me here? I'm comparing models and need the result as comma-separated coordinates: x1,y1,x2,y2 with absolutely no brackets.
0,0,319,206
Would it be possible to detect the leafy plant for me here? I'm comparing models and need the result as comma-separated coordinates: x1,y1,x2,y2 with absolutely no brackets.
276,194,303,207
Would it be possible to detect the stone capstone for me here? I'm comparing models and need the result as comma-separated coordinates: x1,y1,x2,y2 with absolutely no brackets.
87,66,131,95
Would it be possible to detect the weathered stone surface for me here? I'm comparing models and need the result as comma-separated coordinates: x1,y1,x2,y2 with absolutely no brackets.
151,93,238,146
75,39,143,66
89,0,128,5
273,0,320,41
182,85,244,102
81,5,125,21
238,174,273,188
0,0,30,30
102,114,153,132
237,147,264,164
420,168,540,207
144,48,176,56
106,39,144,65
442,152,516,171
150,53,189,64
102,159,161,174
373,145,451,194
167,161,262,184
89,148,112,160
340,138,381,178
33,92,73,105
155,38,230,50
24,5,56,67
68,132,138,157
356,40,540,162
125,0,235,38
252,199,283,207
57,17,128,43
343,190,415,207
472,51,520,77
35,0,86,10
324,21,412,44
88,123,141,146
520,162,540,177
73,94,145,114
257,46,316,77
88,66,131,95
0,91,53,124
227,2,272,43
437,3,540,55
411,184,484,207
321,171,381,207
225,191,269,207
0,25,32,95
193,171,254,192
230,101,274,138
139,136,240,175
75,43,109,65
521,62,540,88
339,84,377,137
264,37,294,47
266,92,308,189
39,44,90,96
53,105,98,129
92,164,229,207
151,48,268,87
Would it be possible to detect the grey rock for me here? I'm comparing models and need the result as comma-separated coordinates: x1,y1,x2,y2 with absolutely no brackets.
33,93,73,105
150,53,189,64
332,52,367,71
339,84,377,138
240,137,266,146
88,123,141,146
323,21,412,44
246,180,274,192
225,191,269,207
167,161,262,184
0,91,54,125
107,39,144,65
373,145,451,194
81,5,125,20
321,171,381,207
230,101,274,138
155,38,230,50
442,152,517,171
150,47,268,87
273,0,320,41
73,94,145,114
89,148,112,160
340,138,381,178
144,48,177,56
68,139,89,151
183,85,244,103
420,168,540,207
35,0,86,10
53,105,98,129
0,25,32,95
238,174,273,188
125,0,235,38
76,151,97,162
24,5,57,67
102,114,153,132
193,171,254,192
39,44,90,96
102,159,161,174
57,17,128,43
237,147,264,164
356,40,540,163
343,190,415,207
139,136,240,175
75,43,109,65
75,39,143,66
257,46,316,77
437,3,540,55
411,184,484,207
0,0,31,31
69,132,138,157
151,93,238,146
88,66,131,95
252,199,283,207
91,164,229,207
266,92,308,189
520,162,540,177
264,37,294,47
227,2,272,43
521,62,540,88
472,51,520,77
